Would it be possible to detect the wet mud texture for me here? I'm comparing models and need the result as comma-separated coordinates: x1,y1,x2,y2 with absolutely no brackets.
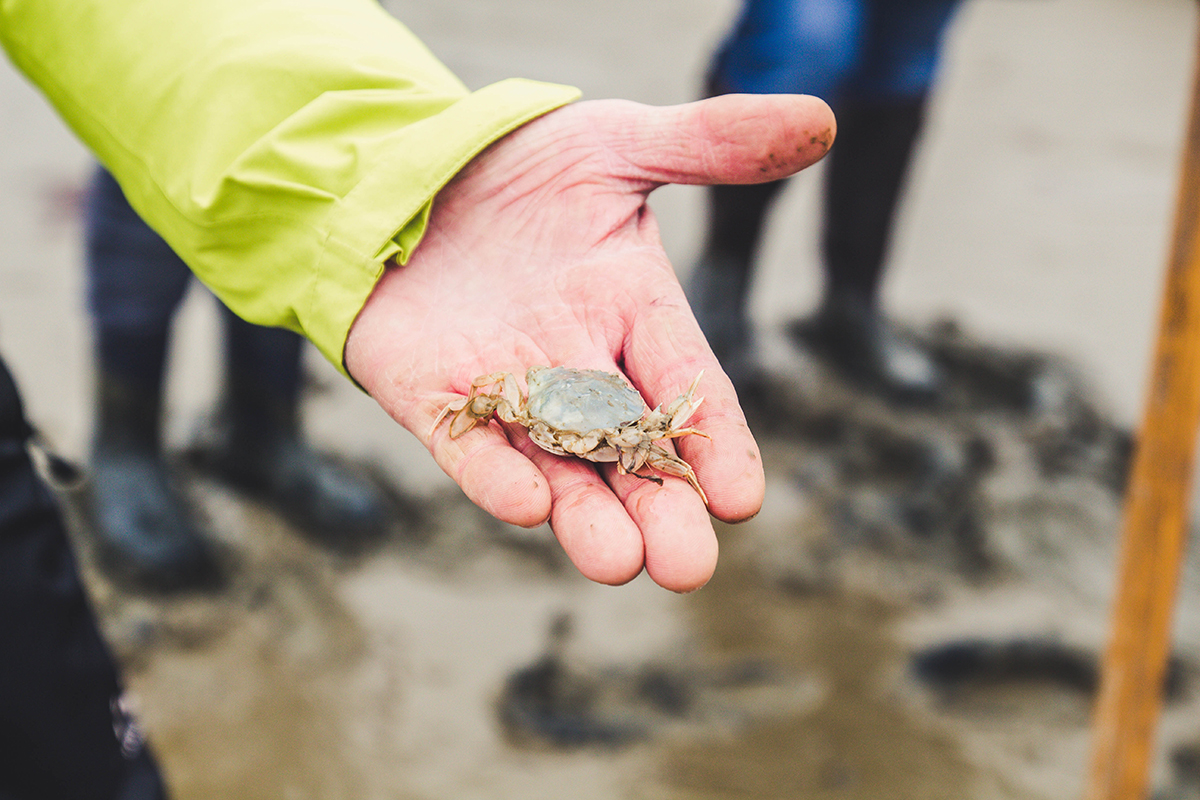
62,319,1200,800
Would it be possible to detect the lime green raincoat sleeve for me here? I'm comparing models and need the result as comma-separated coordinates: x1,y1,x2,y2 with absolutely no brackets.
0,0,580,375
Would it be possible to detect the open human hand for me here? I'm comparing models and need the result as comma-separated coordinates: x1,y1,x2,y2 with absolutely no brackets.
344,94,834,592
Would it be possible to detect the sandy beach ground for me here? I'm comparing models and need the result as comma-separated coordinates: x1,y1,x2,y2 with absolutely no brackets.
3,1,1200,798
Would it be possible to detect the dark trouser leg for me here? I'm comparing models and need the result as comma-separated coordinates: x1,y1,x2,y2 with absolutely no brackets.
85,167,190,389
190,309,391,551
686,180,786,384
221,309,304,437
84,166,220,592
821,97,927,307
0,357,169,800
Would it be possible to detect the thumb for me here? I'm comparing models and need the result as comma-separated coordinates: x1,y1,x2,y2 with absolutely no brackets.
599,93,836,187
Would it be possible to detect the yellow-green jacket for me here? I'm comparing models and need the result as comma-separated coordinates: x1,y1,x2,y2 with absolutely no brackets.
0,0,579,375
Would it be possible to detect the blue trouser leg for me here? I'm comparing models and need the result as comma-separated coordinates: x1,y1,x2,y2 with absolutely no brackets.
85,167,189,392
819,1,960,301
711,0,960,104
707,0,961,303
711,0,865,98
691,0,961,404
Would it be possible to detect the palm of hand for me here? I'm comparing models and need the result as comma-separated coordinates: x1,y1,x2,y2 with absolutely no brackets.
345,95,834,591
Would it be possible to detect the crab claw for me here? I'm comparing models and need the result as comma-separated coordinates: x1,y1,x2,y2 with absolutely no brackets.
429,398,469,438
430,394,500,439
662,370,705,430
430,371,525,439
451,400,490,439
646,371,710,445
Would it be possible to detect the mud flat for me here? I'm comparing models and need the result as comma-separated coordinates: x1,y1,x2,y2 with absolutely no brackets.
3,0,1199,798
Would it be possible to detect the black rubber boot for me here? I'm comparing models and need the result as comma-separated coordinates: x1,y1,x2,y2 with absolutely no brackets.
791,290,943,405
792,96,945,405
89,366,222,593
190,328,392,553
686,179,787,387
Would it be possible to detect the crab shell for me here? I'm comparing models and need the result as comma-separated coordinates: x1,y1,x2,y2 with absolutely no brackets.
433,366,709,504
524,366,647,460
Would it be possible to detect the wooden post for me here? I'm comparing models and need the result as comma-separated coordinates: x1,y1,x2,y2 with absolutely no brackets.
1084,21,1200,800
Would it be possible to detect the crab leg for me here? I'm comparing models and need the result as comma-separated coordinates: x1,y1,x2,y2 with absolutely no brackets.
644,447,709,507
614,440,709,506
655,427,712,443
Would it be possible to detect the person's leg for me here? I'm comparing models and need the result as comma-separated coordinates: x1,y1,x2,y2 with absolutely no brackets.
688,0,865,384
819,97,928,310
687,181,785,383
711,0,865,99
0,357,169,800
797,92,941,402
796,0,961,403
191,309,391,550
85,166,220,591
820,0,960,308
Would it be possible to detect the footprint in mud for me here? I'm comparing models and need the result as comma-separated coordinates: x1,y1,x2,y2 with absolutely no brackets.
908,637,1199,799
496,614,822,749
1162,742,1200,800
729,316,1136,597
909,637,1189,713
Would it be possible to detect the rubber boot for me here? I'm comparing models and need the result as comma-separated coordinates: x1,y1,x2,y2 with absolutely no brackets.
190,323,392,552
89,355,222,593
792,96,945,405
687,180,787,388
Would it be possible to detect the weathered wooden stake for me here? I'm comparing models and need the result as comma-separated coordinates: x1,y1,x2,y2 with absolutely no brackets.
1084,20,1200,800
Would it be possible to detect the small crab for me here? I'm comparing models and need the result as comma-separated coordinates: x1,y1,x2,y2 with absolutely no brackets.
432,366,710,505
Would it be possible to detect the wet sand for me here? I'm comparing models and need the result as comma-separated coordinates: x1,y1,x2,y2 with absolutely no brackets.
3,0,1200,798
